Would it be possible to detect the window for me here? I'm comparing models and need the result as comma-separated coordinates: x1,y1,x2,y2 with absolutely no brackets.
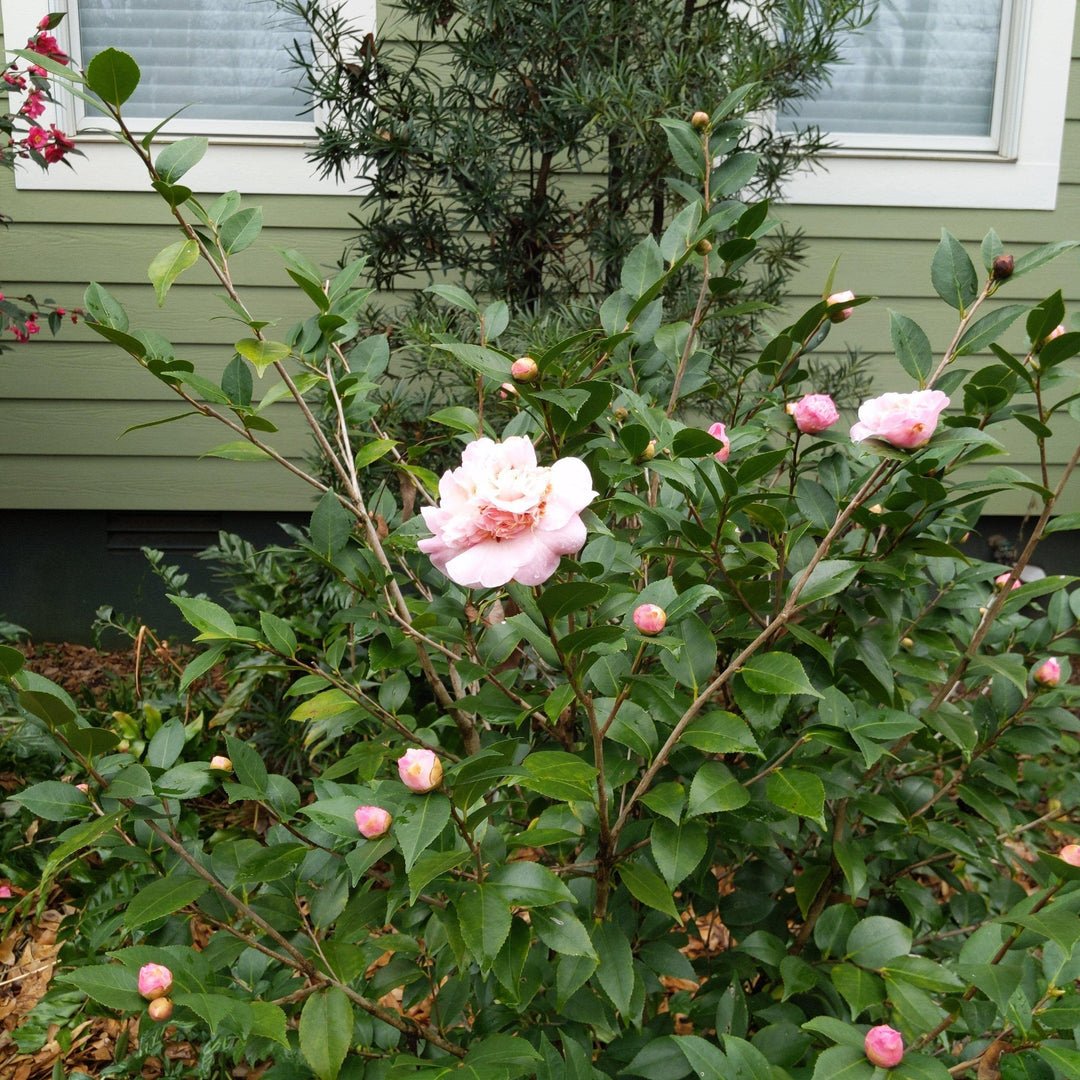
776,0,1075,209
2,0,375,194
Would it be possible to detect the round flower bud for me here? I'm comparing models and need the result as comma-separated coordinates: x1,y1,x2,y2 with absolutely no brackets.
695,238,713,255
209,755,233,772
355,805,393,839
864,1025,904,1069
826,290,856,323
994,571,1021,592
612,407,629,422
148,997,173,1022
691,110,710,130
639,439,657,463
1058,844,1080,867
991,254,1014,281
138,963,173,1001
901,637,914,650
633,604,667,635
789,393,840,435
511,356,539,383
1032,657,1061,688
398,748,443,793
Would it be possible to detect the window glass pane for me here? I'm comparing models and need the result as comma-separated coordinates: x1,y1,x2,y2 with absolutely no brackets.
778,0,1005,138
79,0,310,123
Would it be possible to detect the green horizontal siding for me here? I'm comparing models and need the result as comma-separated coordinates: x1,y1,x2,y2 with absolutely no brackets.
1,5,1078,514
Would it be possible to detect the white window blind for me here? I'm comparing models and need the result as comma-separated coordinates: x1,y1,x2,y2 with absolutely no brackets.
777,0,1006,142
77,0,311,125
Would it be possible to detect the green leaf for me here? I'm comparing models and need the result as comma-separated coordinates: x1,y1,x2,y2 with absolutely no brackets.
687,760,749,817
59,965,145,1013
810,1045,876,1080
954,303,1029,356
846,915,912,968
486,861,575,906
84,282,129,331
592,920,635,1016
799,559,861,605
396,792,451,872
517,752,598,801
310,491,354,559
618,861,680,920
457,884,512,971
621,236,665,299
712,151,760,197
680,710,758,755
830,964,885,1020
657,117,705,179
155,137,208,183
219,206,263,255
168,595,238,640
260,611,298,658
739,652,820,697
174,992,251,1036
931,228,979,312
1012,240,1080,278
1011,906,1080,953
676,1035,730,1077
0,644,24,676
651,819,708,888
766,769,826,827
623,1036,693,1079
235,843,307,885
299,987,353,1080
11,781,88,822
530,906,597,959
538,582,609,620
146,717,186,769
235,338,291,375
85,47,140,106
890,310,933,386
106,764,154,799
425,283,479,313
125,877,208,929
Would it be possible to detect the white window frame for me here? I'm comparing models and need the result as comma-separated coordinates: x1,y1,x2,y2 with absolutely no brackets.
778,0,1075,210
2,0,375,195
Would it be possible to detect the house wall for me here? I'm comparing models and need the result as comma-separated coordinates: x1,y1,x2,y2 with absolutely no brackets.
1,6,1079,520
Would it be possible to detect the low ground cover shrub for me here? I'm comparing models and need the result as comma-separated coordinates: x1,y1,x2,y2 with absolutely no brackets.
3,35,1080,1080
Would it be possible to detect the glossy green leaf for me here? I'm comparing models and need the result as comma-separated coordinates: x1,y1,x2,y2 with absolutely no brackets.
739,652,820,697
10,781,89,822
846,915,913,969
125,877,208,929
396,792,451,872
235,338,291,375
618,860,680,920
931,228,978,312
299,987,353,1080
766,769,826,826
85,47,140,106
687,760,749,816
651,818,708,888
155,137,208,183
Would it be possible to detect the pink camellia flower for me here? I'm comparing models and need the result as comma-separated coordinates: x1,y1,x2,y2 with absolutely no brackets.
3,70,26,89
418,436,597,589
1032,657,1062,688
1059,844,1080,867
138,963,173,1001
850,390,949,450
994,571,1021,592
707,421,731,463
826,290,856,323
511,356,539,383
355,805,392,838
208,755,233,772
788,393,839,435
632,603,667,635
148,997,173,1022
397,748,443,793
864,1025,904,1069
76,783,89,794
28,32,67,64
20,91,45,120
43,126,74,164
24,125,48,151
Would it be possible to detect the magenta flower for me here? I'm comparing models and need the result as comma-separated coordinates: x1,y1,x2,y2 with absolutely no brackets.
632,604,667,635
788,393,839,434
1032,657,1061,688
398,748,443,793
707,421,731,463
418,436,596,589
24,125,48,151
826,290,855,322
355,805,393,838
850,390,949,450
20,91,45,120
864,1025,904,1069
138,963,173,1000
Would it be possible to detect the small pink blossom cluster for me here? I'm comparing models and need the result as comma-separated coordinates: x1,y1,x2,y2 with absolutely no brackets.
2,17,75,170
1,294,82,345
354,749,445,840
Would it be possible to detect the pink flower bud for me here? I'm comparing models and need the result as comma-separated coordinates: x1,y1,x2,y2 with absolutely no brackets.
208,755,233,772
511,356,538,382
1032,657,1061,688
788,393,840,435
864,1025,904,1069
148,997,173,1022
994,571,1021,592
499,381,518,399
632,603,667,635
1059,844,1080,867
138,963,173,1000
76,783,89,794
1045,324,1065,345
0,886,12,899
826,290,856,323
38,16,51,30
707,421,730,463
397,748,443,793
354,805,392,838
691,110,710,130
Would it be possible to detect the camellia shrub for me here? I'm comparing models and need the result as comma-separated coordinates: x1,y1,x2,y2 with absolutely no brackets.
5,40,1080,1080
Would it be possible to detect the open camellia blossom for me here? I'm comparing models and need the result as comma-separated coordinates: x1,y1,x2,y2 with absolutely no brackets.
850,390,949,450
419,436,597,588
